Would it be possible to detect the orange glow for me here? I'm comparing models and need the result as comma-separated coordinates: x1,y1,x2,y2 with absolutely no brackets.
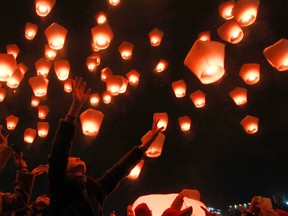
153,112,168,131
106,75,123,96
118,41,134,60
7,68,24,89
28,75,49,97
0,54,17,82
102,91,112,104
35,0,56,17
24,128,37,143
178,116,191,131
38,105,49,120
232,0,260,27
44,22,68,50
218,0,235,20
54,60,70,81
141,130,165,158
229,87,247,106
95,11,107,25
108,0,120,6
91,23,114,51
92,52,101,65
127,160,144,180
25,22,38,40
240,115,259,134
239,63,260,85
101,67,113,82
154,59,169,73
86,56,98,72
64,79,72,93
119,77,128,94
18,63,28,75
37,122,49,138
0,88,7,102
126,69,140,86
35,58,52,77
217,19,244,44
148,28,164,47
198,31,211,41
80,108,104,136
44,44,57,60
190,90,206,108
184,40,225,84
6,44,20,59
31,95,41,107
172,79,187,98
89,93,100,106
6,115,19,130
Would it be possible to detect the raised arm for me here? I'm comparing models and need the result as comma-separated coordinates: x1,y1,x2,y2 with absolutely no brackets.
0,125,13,172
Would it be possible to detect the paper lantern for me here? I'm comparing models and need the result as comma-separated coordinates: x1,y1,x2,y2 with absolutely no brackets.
126,69,140,86
25,22,38,40
101,67,113,82
28,75,49,97
107,0,120,6
106,75,123,96
6,115,19,130
95,11,107,25
240,115,259,134
229,87,247,105
37,122,49,138
219,0,235,20
38,105,49,119
141,130,165,158
91,23,114,51
178,116,191,131
127,160,144,180
24,128,37,143
153,112,168,131
6,44,20,59
102,91,112,104
217,19,244,44
148,28,164,47
80,108,104,136
263,38,288,72
190,90,206,108
198,31,211,41
171,79,187,98
6,68,24,89
54,60,70,81
184,40,225,84
92,52,101,66
35,0,56,17
35,58,52,77
86,56,98,72
0,54,17,82
44,22,68,50
0,88,7,102
239,63,260,85
118,41,134,60
89,93,100,106
44,44,57,60
119,77,128,94
18,63,28,75
31,95,41,107
64,79,72,93
232,0,260,27
154,59,169,73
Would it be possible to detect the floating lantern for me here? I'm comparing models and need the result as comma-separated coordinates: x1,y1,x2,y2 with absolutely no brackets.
35,0,56,17
153,112,168,131
102,91,112,104
37,122,49,138
18,63,28,75
126,69,140,86
6,44,20,59
107,0,120,6
263,38,288,72
7,68,24,89
35,58,52,77
95,11,107,25
86,56,98,72
141,130,165,158
0,54,17,82
44,44,57,60
154,59,169,73
54,59,70,81
6,115,19,130
171,79,187,98
219,0,235,20
89,93,100,106
28,75,49,97
80,108,104,137
44,22,68,50
0,88,7,102
127,159,144,180
106,75,123,96
148,28,164,47
232,0,260,27
190,90,206,108
24,128,37,143
91,23,114,51
178,116,191,131
240,115,259,134
184,40,225,84
118,41,134,60
229,87,247,105
198,31,211,41
217,19,244,44
64,79,72,93
101,67,113,81
38,105,49,119
31,95,41,107
25,22,38,40
92,52,101,66
239,63,260,85
119,77,128,94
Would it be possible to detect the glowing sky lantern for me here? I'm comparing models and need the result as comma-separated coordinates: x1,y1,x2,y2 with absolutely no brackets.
106,75,123,96
45,44,57,60
28,75,49,97
178,116,191,132
239,63,260,85
6,68,24,89
6,115,19,130
18,63,28,75
35,0,56,17
153,112,168,131
101,67,113,82
190,90,206,108
0,54,17,82
92,52,101,66
86,56,98,72
64,79,72,93
37,122,49,138
171,79,187,98
25,22,38,40
219,0,235,20
54,59,70,81
240,115,259,134
119,77,129,94
229,87,247,106
89,93,100,106
127,159,144,180
107,0,120,7
95,11,107,25
38,105,49,120
31,95,41,107
35,58,52,77
232,0,260,27
184,40,225,84
263,38,288,72
102,91,112,104
148,28,164,47
141,130,165,158
198,31,211,41
0,88,7,102
24,128,37,144
44,22,68,50
91,23,114,51
80,108,104,137
6,44,20,59
154,59,169,73
126,69,140,86
217,19,244,44
118,41,134,60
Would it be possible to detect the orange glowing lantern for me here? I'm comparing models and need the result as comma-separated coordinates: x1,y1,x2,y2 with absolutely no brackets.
229,87,247,106
91,23,114,51
107,0,120,6
35,0,56,17
64,79,72,93
6,115,19,130
178,116,191,132
171,79,187,98
38,105,49,120
127,159,144,180
44,22,68,50
102,91,112,104
6,44,20,59
86,56,98,72
153,112,168,131
119,77,128,94
24,128,37,143
198,31,211,41
54,60,70,81
95,11,107,25
126,69,140,86
148,28,164,47
28,75,49,97
263,38,288,72
44,44,57,60
219,0,235,20
154,59,169,73
232,0,260,27
240,115,259,134
37,122,49,138
92,52,101,66
7,68,24,89
35,58,52,77
31,95,41,107
184,40,225,84
18,63,28,75
141,130,166,158
190,90,206,108
118,41,134,60
106,75,123,96
217,19,244,44
101,67,113,82
0,54,17,82
80,108,104,137
239,63,260,85
25,22,38,40
0,88,7,102
89,93,100,106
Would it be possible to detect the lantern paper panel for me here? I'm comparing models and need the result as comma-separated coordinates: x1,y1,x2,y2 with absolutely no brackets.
28,75,49,97
90,93,100,106
172,79,187,98
18,63,28,75
232,0,260,27
127,159,144,180
219,0,235,20
35,58,52,77
7,68,24,89
0,54,18,82
25,22,38,40
178,116,192,131
119,77,128,94
126,69,140,86
80,108,104,137
44,22,68,50
54,60,70,81
141,130,165,158
91,23,114,51
6,44,20,59
6,115,19,130
24,128,37,144
0,88,7,102
240,115,259,134
190,90,206,108
217,19,244,44
153,112,168,131
37,122,49,138
229,87,247,106
148,28,164,47
239,63,260,85
92,52,101,66
35,0,56,17
118,41,134,60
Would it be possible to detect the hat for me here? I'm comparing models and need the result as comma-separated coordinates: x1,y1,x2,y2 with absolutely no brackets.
135,203,151,216
161,206,193,216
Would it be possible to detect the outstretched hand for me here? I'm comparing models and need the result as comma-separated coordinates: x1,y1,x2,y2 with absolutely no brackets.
72,77,91,105
0,125,9,146
32,164,49,176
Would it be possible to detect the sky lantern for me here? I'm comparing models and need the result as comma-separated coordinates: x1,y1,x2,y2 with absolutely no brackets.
45,44,57,60
263,38,288,72
38,105,49,120
190,90,206,108
95,11,107,25
101,67,113,82
119,77,129,94
24,128,37,144
141,130,165,158
37,122,49,138
127,159,144,180
89,93,100,106
6,115,19,130
80,108,104,137
54,59,70,81
154,59,169,73
106,75,123,96
6,44,20,59
217,19,244,44
86,56,98,72
18,63,28,75
92,52,101,66
232,0,260,27
64,79,72,93
148,28,164,47
118,41,134,60
153,112,168,131
25,22,38,40
0,54,17,82
44,22,68,50
102,91,112,104
28,75,49,97
35,58,52,77
107,0,120,7
0,88,7,102
126,69,140,86
240,115,259,134
178,116,191,132
35,0,56,17
31,95,41,107
91,23,114,51
239,63,260,85
6,68,24,89
184,40,225,84
229,87,247,106
171,79,187,98
218,0,235,20
198,31,211,41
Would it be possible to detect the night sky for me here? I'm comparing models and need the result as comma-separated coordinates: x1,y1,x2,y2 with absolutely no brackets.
0,0,288,215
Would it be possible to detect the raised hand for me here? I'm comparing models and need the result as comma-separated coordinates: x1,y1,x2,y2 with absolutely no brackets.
0,125,9,146
32,164,49,176
13,152,27,169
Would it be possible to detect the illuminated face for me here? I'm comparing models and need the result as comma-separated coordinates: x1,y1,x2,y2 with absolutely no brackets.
35,194,50,210
67,157,87,175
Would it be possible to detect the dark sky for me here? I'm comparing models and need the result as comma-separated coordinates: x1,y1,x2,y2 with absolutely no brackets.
0,0,288,215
